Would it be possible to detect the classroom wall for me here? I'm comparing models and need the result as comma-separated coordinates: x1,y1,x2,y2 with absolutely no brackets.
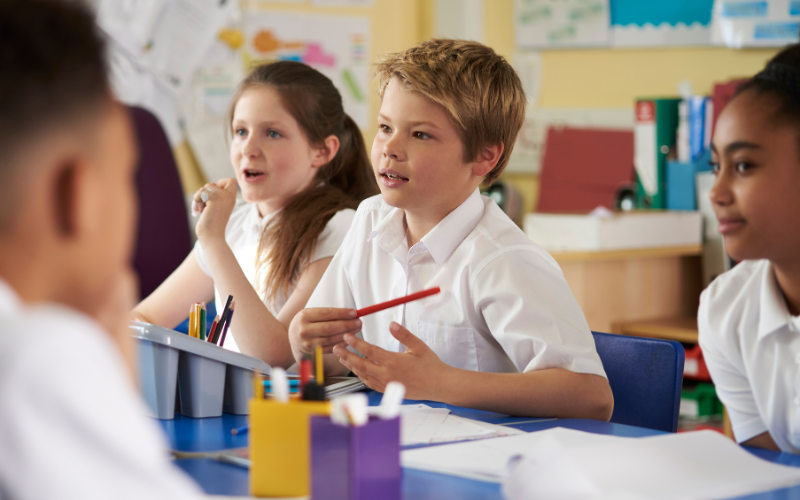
482,0,779,214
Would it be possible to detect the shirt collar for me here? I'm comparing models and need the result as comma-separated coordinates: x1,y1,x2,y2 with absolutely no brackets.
242,203,277,237
0,278,22,315
367,189,485,265
758,262,794,339
420,189,485,265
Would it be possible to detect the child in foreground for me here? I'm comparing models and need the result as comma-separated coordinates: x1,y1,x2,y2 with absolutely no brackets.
289,39,613,419
699,43,800,453
132,61,376,368
0,1,202,498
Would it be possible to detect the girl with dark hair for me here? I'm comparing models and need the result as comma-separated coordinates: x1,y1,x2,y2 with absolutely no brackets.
133,61,377,368
699,44,800,453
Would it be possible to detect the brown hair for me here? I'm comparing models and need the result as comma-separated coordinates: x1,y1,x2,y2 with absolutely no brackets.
374,38,527,185
227,61,377,305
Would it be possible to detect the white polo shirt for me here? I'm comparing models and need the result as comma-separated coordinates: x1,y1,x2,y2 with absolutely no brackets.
0,280,202,499
307,190,607,377
699,259,800,453
195,200,355,351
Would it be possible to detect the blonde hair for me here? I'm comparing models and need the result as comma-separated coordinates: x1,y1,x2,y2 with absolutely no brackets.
374,38,526,185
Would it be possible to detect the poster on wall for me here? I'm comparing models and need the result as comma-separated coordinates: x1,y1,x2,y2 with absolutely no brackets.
515,0,610,49
711,0,800,47
241,10,371,127
610,0,714,46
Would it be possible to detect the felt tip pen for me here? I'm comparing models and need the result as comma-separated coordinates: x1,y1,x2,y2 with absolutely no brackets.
356,287,441,318
262,379,301,386
271,367,290,403
231,425,249,436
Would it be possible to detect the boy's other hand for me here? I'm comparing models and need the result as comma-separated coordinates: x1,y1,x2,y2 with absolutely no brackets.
333,322,447,400
289,307,361,360
94,268,139,385
194,178,238,242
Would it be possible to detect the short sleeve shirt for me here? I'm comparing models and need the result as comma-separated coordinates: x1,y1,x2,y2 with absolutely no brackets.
0,280,203,500
195,201,355,351
699,259,800,453
307,190,607,377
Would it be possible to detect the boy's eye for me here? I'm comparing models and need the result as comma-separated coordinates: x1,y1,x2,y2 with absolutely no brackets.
708,160,720,174
268,130,281,139
379,124,392,133
735,161,752,173
413,131,432,140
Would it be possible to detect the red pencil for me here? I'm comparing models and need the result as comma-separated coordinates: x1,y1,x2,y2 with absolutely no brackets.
356,287,441,318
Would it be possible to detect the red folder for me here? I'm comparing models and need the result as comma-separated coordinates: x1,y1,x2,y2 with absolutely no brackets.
536,126,634,213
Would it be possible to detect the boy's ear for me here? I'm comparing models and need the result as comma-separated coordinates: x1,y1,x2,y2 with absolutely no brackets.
52,157,89,239
471,142,504,178
311,135,341,169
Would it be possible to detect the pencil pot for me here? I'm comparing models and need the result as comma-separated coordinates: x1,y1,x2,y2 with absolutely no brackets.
249,398,330,497
310,416,402,500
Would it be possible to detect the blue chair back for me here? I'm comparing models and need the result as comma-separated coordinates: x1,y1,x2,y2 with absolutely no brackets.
592,331,685,433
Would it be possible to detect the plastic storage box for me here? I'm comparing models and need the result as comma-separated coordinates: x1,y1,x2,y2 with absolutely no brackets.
131,322,270,419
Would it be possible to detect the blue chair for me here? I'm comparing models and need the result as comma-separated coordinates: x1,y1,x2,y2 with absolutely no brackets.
592,331,685,433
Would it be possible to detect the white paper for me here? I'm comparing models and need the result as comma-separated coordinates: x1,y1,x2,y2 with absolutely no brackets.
405,427,800,499
516,0,610,49
96,0,167,57
141,0,233,92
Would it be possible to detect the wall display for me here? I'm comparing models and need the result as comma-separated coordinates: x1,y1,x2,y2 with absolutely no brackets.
711,0,800,47
515,0,610,49
610,0,714,46
242,10,371,127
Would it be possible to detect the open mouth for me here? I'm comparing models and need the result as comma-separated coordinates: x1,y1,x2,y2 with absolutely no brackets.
244,169,264,179
382,172,408,181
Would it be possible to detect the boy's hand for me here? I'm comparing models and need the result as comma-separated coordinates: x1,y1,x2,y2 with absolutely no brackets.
94,269,139,385
332,322,448,400
193,178,238,242
289,307,362,360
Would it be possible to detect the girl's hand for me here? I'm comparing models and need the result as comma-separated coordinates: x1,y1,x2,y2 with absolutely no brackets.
193,178,238,243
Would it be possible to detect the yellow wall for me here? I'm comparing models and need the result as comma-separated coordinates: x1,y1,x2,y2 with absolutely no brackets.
483,0,779,212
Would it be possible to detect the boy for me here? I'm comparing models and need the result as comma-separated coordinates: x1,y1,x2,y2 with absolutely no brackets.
289,39,613,419
699,44,800,453
0,1,202,498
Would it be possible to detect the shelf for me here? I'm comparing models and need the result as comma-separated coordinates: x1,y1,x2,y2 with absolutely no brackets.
611,316,699,344
550,245,702,262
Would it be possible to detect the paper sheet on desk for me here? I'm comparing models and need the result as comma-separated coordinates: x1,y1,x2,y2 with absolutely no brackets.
404,427,800,499
368,404,524,446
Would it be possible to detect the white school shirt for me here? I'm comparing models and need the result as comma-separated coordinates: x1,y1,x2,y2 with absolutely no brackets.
307,190,607,376
195,200,355,351
0,280,203,500
699,259,800,453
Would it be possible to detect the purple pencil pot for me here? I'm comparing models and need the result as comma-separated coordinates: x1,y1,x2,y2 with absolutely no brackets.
310,415,402,500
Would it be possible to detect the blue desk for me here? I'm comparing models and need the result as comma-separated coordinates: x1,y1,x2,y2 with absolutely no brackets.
159,393,800,499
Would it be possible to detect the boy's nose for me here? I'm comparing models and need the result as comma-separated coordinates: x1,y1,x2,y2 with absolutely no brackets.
383,136,404,161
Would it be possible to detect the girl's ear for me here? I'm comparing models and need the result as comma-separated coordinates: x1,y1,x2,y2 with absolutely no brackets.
311,135,341,169
471,142,504,178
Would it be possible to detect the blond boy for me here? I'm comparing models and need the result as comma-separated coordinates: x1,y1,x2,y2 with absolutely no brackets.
289,39,613,418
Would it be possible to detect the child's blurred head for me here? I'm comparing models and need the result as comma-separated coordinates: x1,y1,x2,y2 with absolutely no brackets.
371,39,526,214
0,0,138,313
227,61,375,214
710,44,800,265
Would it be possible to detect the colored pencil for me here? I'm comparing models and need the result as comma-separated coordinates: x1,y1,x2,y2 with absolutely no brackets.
207,315,220,343
315,344,324,383
213,295,234,344
356,287,441,318
218,301,234,347
197,302,207,340
188,304,196,338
